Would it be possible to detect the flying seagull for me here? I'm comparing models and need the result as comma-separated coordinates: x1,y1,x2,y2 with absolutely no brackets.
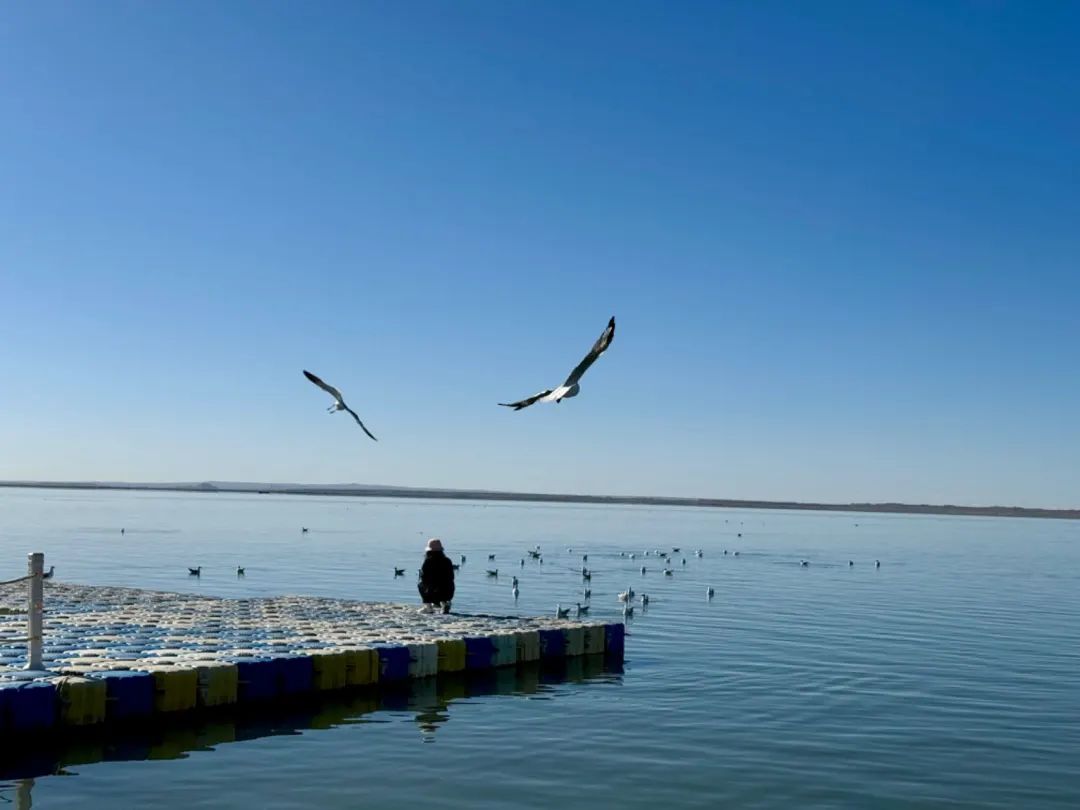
499,316,615,410
302,370,377,440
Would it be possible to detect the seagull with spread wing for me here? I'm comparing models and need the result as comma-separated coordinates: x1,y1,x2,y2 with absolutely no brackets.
499,316,615,410
303,370,377,440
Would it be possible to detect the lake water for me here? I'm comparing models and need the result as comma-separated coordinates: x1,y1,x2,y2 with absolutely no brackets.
1,487,1079,808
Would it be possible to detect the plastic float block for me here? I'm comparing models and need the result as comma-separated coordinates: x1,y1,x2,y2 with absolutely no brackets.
583,623,606,655
0,680,56,732
195,663,238,708
89,670,155,721
57,676,107,726
234,657,276,703
604,623,625,657
492,634,517,667
406,643,438,678
274,655,314,696
538,629,566,659
140,667,197,713
311,651,348,691
516,630,540,663
376,646,410,682
563,625,585,657
464,636,496,670
436,639,466,673
341,648,378,687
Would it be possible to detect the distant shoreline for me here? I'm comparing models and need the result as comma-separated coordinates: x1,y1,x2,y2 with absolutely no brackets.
1,480,1077,520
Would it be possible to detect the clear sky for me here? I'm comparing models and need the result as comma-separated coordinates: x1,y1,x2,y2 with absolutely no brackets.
2,2,1079,507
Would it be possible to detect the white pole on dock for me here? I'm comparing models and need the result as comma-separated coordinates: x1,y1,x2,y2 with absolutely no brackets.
27,552,44,671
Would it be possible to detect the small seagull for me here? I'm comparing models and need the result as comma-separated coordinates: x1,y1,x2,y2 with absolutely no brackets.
664,568,673,576
800,560,809,567
512,584,520,599
303,369,377,441
583,587,591,600
452,563,461,571
640,566,647,574
499,316,616,409
737,533,742,537
488,554,496,561
707,586,715,598
733,551,740,557
188,566,201,576
623,603,634,617
723,550,728,555
640,593,650,606
301,527,309,534
629,553,635,560
876,560,881,568
618,587,634,602
575,603,589,617
849,560,854,567
681,558,687,565
486,569,499,577
556,604,571,619
672,547,680,553
582,553,588,562
120,528,125,535
236,567,245,576
394,567,406,577
696,550,703,558
42,565,55,580
520,558,526,567
461,555,467,565
539,557,544,565
581,568,592,580
511,576,519,587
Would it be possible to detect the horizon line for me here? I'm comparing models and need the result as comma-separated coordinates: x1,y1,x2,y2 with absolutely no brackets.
1,479,1077,520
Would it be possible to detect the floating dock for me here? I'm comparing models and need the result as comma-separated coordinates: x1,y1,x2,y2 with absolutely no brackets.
0,581,624,735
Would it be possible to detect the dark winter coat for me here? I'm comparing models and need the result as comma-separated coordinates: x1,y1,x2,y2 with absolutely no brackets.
418,550,455,604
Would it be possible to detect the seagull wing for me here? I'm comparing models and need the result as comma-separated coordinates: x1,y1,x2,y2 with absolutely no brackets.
562,316,615,386
343,406,378,441
303,370,345,403
498,389,554,411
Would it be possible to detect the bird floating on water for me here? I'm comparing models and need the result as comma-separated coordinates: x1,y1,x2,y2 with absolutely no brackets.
672,547,680,553
640,593,650,606
582,553,588,562
556,604,570,619
664,568,673,576
849,560,854,567
499,317,615,409
629,553,635,560
640,566,647,574
618,587,635,602
42,566,55,580
120,528,125,535
695,550,703,558
706,586,715,598
460,555,466,565
876,560,881,568
576,603,589,617
236,567,245,576
512,584,520,599
394,567,406,577
623,603,634,617
583,587,591,600
488,554,496,561
733,551,740,557
301,527,309,534
511,576,519,587
486,569,499,577
581,568,591,581
520,558,525,567
188,566,201,576
800,560,809,567
303,370,377,440
681,558,687,565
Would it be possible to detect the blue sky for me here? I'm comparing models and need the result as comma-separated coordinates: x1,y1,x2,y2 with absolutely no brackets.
2,2,1079,507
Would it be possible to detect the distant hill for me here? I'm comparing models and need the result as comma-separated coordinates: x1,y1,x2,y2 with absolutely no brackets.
1,479,1078,520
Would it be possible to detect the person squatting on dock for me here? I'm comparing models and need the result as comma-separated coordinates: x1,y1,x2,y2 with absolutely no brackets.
419,538,455,613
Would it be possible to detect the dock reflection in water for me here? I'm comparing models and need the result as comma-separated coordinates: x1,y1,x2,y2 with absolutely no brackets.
0,655,620,786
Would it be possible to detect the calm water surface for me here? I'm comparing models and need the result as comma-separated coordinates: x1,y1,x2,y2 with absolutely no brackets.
1,488,1078,808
